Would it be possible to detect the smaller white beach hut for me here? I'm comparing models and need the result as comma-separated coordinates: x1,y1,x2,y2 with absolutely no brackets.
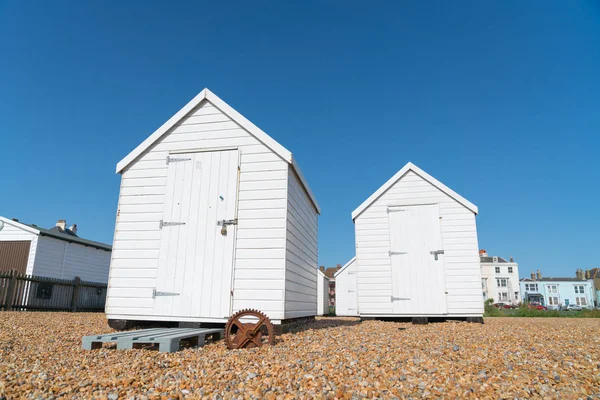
351,162,483,323
316,270,329,316
334,257,358,316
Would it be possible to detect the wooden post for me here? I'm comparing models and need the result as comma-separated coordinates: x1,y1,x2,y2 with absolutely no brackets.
6,270,18,311
71,276,81,312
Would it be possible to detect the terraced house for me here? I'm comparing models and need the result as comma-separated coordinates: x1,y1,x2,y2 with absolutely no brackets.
520,269,595,309
480,250,520,304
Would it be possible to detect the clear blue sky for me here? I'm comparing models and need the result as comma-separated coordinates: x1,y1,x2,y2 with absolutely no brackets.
1,1,598,278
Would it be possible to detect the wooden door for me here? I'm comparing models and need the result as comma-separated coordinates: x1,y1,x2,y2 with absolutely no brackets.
0,241,31,274
388,204,447,315
154,150,239,319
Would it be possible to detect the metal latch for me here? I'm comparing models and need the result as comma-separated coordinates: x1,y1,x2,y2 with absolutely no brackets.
389,251,407,256
159,220,186,229
152,289,180,298
166,156,191,164
391,296,410,302
217,219,238,226
430,250,445,260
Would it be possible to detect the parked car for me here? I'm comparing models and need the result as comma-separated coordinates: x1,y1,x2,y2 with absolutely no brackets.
493,303,516,309
527,302,548,311
565,304,583,311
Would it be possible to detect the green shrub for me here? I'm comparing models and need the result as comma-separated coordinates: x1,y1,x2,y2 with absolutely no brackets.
328,306,336,316
483,299,498,316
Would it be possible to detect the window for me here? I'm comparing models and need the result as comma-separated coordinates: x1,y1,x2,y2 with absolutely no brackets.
495,267,500,274
576,297,587,306
514,292,519,299
574,285,585,294
548,296,559,306
36,283,53,300
547,285,558,294
482,278,487,290
497,278,508,288
508,267,513,273
525,283,538,292
498,292,509,301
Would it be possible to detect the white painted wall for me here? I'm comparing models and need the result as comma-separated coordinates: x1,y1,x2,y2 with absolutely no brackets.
108,100,291,321
354,170,483,316
481,260,520,304
284,168,319,319
0,219,38,274
335,258,358,316
32,236,111,282
316,270,329,316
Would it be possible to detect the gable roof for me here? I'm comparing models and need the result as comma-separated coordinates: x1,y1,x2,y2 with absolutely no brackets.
351,162,478,220
0,216,111,251
317,269,330,281
115,88,320,214
334,257,356,278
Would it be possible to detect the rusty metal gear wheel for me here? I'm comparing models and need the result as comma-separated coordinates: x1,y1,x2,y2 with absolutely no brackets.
225,309,274,349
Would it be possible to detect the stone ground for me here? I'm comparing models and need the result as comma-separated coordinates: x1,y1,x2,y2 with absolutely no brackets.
0,313,599,399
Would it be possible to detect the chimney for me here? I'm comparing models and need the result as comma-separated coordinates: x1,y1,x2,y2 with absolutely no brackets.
69,224,78,235
510,256,514,263
319,266,325,272
56,219,67,231
336,264,342,270
586,269,591,279
479,249,488,257
536,269,542,280
531,271,536,280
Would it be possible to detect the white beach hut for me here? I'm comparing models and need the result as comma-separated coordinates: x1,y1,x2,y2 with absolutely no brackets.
106,89,320,329
351,162,483,323
334,257,358,316
316,269,329,316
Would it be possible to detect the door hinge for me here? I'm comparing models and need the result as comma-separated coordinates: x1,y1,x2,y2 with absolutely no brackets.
391,296,410,302
166,156,192,165
387,208,406,213
430,250,445,260
152,289,180,298
217,219,238,226
389,251,407,256
159,220,186,229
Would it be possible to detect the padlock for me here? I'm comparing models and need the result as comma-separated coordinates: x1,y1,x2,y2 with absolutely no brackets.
221,225,227,236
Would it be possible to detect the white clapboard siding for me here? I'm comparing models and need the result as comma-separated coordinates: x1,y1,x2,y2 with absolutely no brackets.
316,270,329,316
354,167,483,317
284,169,319,319
31,237,111,283
335,258,358,316
0,220,38,274
108,99,289,321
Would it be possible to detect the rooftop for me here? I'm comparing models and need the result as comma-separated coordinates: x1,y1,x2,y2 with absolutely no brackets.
4,217,112,251
520,277,589,283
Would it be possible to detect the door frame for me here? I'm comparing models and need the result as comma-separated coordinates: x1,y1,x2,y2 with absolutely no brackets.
157,148,242,318
387,203,448,315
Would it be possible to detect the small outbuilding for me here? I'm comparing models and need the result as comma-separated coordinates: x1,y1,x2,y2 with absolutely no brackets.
0,216,111,282
316,269,330,316
351,162,483,323
106,89,320,328
334,257,358,316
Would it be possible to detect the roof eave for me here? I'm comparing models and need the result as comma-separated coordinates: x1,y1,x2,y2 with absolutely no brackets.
0,216,40,235
351,162,478,220
334,257,356,277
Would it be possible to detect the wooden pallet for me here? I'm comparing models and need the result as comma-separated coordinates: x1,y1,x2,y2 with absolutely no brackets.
82,328,223,353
